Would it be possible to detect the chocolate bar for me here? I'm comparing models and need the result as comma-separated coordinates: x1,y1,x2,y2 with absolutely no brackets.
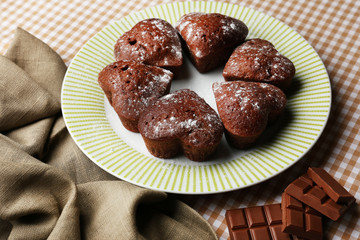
284,169,355,221
226,204,296,240
281,192,322,239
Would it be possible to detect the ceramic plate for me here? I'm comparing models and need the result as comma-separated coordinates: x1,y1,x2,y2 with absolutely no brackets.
61,1,331,194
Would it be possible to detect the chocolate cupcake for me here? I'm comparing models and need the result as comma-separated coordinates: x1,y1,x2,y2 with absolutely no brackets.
98,60,173,132
114,18,183,71
213,81,286,149
176,13,248,73
138,89,223,161
223,38,295,91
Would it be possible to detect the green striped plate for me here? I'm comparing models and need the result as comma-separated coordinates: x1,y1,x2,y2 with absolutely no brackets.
61,1,331,194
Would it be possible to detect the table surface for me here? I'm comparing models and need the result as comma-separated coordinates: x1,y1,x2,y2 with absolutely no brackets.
2,0,359,239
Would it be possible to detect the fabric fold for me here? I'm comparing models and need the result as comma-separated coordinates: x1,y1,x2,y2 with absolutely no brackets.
5,27,67,101
0,28,217,240
0,138,80,240
0,56,59,132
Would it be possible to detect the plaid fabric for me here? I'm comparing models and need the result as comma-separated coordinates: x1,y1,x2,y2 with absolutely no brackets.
2,0,359,239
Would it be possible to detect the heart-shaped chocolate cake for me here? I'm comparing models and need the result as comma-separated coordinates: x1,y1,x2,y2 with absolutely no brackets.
213,81,287,149
223,38,295,90
98,60,173,132
114,18,183,70
176,13,248,73
138,89,223,161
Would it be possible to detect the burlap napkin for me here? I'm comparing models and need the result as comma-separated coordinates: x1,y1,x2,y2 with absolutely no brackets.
0,27,217,240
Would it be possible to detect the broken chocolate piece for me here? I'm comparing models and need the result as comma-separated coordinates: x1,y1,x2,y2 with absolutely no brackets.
284,174,354,221
281,193,323,239
307,167,356,204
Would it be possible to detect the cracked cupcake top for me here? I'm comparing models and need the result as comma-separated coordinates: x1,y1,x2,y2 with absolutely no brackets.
114,18,183,69
138,89,223,147
223,38,295,90
176,13,248,73
213,81,286,137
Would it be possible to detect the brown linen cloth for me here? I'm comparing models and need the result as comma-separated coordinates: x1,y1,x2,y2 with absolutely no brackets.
0,27,217,240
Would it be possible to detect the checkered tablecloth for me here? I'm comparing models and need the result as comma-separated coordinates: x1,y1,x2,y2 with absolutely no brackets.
2,0,359,239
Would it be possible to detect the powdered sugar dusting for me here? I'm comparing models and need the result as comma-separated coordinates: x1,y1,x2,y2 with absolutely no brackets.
140,89,223,146
114,18,182,67
224,39,295,83
153,70,172,83
99,61,172,121
213,81,286,134
176,13,248,59
214,82,267,113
